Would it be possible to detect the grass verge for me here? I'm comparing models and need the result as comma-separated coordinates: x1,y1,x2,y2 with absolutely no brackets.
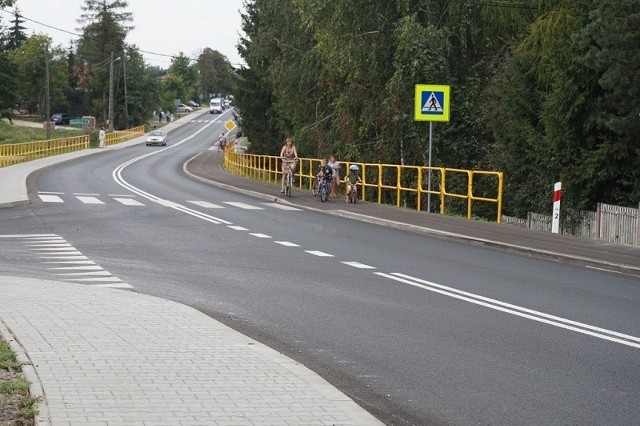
0,335,38,425
0,120,85,145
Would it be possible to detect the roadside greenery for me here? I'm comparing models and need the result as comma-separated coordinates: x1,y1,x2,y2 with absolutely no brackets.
0,121,85,145
0,335,38,425
0,0,236,132
234,0,640,217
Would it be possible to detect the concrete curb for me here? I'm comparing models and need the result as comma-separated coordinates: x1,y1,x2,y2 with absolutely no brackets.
0,319,50,425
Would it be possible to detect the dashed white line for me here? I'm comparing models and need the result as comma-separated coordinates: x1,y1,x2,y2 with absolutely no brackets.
223,201,264,210
274,241,300,247
187,200,224,209
249,233,271,239
341,261,376,269
38,194,64,203
305,250,334,257
113,197,145,206
261,203,302,211
228,225,249,231
76,196,105,205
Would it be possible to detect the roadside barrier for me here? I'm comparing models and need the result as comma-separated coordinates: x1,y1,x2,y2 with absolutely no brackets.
105,126,145,146
0,135,90,168
0,125,146,168
224,149,504,223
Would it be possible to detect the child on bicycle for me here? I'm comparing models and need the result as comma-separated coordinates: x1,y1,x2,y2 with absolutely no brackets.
314,159,333,196
345,164,362,202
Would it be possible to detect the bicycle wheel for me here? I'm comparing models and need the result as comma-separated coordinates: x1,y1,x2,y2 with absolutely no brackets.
312,177,318,196
286,173,292,197
320,184,328,202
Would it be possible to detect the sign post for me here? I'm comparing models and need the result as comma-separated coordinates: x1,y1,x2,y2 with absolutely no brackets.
414,84,451,212
552,182,562,234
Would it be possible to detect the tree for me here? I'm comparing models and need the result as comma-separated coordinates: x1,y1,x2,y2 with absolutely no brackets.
168,53,198,102
4,8,27,50
76,0,133,126
196,48,235,101
10,35,69,117
0,44,18,121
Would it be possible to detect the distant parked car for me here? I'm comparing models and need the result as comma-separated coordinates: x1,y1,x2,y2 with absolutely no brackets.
176,104,193,113
187,101,199,108
51,113,70,125
146,130,167,146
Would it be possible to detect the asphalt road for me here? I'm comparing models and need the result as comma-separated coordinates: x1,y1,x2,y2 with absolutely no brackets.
1,111,639,425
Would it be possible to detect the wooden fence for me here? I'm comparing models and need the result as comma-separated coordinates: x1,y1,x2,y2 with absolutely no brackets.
503,203,640,246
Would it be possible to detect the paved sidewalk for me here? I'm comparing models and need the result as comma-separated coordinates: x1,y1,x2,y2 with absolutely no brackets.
0,277,382,425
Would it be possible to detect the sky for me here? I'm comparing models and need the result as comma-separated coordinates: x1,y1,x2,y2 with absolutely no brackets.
2,0,246,68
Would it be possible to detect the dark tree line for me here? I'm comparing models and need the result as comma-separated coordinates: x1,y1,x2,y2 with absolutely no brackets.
234,0,640,217
0,0,236,130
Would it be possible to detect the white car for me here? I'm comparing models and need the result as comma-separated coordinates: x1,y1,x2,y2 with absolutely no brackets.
146,130,167,146
176,104,193,113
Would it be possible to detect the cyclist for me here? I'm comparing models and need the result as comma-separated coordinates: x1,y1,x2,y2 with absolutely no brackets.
280,137,298,193
345,164,362,202
316,158,334,195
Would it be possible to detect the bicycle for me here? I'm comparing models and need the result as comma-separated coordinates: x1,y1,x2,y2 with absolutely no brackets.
347,183,357,204
319,178,330,202
312,176,319,197
282,159,296,197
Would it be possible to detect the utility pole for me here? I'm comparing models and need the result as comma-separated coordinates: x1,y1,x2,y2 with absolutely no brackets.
108,51,115,132
122,52,128,128
44,44,51,139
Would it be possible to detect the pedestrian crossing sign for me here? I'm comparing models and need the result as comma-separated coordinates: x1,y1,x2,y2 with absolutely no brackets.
414,84,451,122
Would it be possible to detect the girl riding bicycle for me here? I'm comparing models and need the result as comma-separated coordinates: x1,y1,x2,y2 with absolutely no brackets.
280,138,298,193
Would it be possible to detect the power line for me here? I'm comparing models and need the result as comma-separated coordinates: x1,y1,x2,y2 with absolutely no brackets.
0,9,245,67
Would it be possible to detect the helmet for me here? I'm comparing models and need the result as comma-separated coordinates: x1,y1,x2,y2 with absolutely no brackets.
349,164,359,171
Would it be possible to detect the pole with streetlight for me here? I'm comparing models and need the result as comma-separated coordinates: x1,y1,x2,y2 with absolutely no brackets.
108,52,121,132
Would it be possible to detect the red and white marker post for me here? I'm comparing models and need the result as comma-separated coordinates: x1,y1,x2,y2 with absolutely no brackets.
552,182,562,234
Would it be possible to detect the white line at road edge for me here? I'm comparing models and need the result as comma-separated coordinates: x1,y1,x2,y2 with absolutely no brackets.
376,272,640,349
112,120,232,226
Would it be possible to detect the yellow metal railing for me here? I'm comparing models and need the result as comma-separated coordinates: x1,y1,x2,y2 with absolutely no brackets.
105,126,145,146
0,135,90,168
224,148,504,223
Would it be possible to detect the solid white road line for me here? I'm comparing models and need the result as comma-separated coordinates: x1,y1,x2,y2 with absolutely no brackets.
376,272,640,349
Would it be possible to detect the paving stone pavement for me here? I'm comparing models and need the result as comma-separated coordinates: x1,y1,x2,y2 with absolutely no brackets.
0,277,383,426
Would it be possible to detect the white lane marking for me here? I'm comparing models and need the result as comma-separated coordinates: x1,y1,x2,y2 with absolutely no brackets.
54,271,112,276
274,241,300,247
223,201,264,210
36,252,83,256
76,196,105,205
63,277,123,282
305,250,334,257
48,265,103,271
228,225,248,231
42,260,96,265
261,203,302,211
108,194,134,197
25,243,72,247
37,191,64,195
249,233,271,239
94,283,133,289
377,272,640,349
38,194,64,203
187,200,224,209
113,197,145,206
30,247,79,252
38,255,88,260
342,261,376,269
73,193,100,196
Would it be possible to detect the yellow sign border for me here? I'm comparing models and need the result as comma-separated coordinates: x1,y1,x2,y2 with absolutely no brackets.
414,84,451,122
